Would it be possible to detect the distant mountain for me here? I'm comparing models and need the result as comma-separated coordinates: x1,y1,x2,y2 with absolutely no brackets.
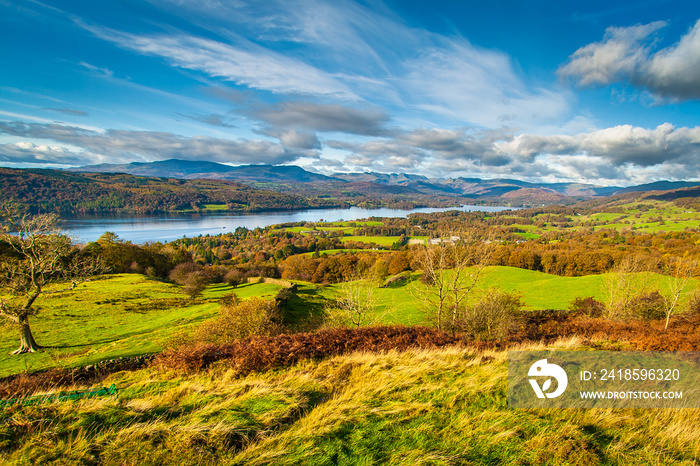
69,159,337,183
68,159,698,207
334,172,429,184
0,167,333,214
615,181,700,194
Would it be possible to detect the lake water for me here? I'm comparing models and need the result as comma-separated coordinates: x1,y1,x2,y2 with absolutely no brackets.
60,205,513,244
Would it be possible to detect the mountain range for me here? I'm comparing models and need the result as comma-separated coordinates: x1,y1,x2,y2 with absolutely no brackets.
68,159,700,206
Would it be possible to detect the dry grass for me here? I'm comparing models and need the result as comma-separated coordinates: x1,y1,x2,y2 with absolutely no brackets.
2,336,699,464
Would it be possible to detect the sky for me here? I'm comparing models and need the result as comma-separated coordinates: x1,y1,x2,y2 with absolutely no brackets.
1,0,700,186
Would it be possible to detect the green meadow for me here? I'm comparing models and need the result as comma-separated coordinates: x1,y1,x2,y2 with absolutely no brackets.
3,267,694,377
0,275,283,377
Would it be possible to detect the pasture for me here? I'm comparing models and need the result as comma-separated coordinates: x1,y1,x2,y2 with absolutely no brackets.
3,267,695,377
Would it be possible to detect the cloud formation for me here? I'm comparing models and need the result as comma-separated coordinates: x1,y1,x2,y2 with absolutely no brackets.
84,24,357,98
81,1,570,130
329,123,700,183
0,121,305,166
251,101,390,136
559,19,700,101
401,39,571,128
0,141,95,165
42,107,90,116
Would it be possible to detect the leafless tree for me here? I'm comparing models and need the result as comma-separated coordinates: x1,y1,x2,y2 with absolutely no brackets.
412,231,494,331
602,254,654,319
325,271,387,328
0,201,103,354
661,259,696,329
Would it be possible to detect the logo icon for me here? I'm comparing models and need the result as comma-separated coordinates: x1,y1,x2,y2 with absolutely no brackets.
528,359,568,398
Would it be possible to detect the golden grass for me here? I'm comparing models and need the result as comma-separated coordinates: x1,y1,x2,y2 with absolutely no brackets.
2,340,699,465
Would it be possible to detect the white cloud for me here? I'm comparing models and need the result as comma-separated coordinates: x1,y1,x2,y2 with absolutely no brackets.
327,123,700,184
499,123,700,166
83,1,570,130
399,38,571,128
0,121,306,165
0,142,95,165
559,19,700,101
83,24,357,98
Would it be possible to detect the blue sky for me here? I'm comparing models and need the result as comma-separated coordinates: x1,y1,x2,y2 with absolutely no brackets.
1,0,699,185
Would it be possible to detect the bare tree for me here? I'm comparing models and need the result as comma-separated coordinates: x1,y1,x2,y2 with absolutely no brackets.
325,271,386,328
0,202,103,354
412,231,493,331
602,254,655,319
661,259,696,329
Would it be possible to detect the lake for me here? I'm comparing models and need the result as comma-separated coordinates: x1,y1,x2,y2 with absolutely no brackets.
60,205,513,244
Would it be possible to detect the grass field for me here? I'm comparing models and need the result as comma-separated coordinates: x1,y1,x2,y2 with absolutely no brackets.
300,266,696,326
202,203,230,211
2,267,696,377
2,340,698,464
548,200,700,233
0,275,283,377
340,235,402,246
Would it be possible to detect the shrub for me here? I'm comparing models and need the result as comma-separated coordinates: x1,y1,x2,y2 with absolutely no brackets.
686,289,700,321
218,292,241,306
169,263,212,298
195,297,283,344
456,288,522,340
569,296,605,318
419,271,435,285
382,272,410,288
627,291,666,321
181,270,209,298
156,325,463,374
169,262,200,285
224,268,245,287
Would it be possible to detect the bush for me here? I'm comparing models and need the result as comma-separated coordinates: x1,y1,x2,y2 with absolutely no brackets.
419,271,435,285
169,262,200,285
382,272,410,288
686,289,700,321
456,288,522,340
569,296,605,318
156,325,463,374
182,270,209,298
169,262,212,298
224,269,245,287
195,297,283,344
627,291,666,321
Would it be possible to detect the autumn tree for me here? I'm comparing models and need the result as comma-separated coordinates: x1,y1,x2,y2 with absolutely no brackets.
0,202,103,354
169,262,210,298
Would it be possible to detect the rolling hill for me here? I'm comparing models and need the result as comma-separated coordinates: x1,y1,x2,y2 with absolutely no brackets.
68,159,700,207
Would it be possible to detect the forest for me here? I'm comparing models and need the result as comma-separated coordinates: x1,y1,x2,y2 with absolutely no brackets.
0,168,341,214
0,167,464,214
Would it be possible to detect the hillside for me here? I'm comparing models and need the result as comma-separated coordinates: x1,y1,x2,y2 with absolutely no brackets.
72,160,338,183
0,168,339,214
2,341,698,464
71,159,700,207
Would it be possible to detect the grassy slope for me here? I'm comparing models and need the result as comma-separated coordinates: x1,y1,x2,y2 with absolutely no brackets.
503,199,700,237
1,341,698,464
319,266,697,325
3,268,694,377
0,275,283,377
